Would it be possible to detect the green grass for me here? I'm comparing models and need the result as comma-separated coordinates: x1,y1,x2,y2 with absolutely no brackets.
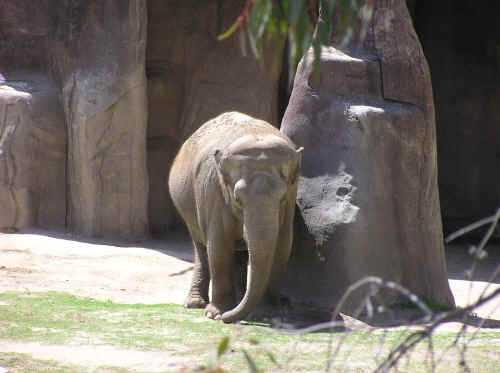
0,291,499,373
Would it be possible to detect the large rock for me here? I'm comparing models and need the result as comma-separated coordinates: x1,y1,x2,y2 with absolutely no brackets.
281,0,455,313
146,0,282,233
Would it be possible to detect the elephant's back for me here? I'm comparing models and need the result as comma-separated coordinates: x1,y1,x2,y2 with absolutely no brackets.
188,112,291,152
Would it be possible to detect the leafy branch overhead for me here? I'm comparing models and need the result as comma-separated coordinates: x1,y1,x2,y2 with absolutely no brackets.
217,0,367,81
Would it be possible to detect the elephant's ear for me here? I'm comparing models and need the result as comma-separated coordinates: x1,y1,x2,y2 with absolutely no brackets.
214,149,231,203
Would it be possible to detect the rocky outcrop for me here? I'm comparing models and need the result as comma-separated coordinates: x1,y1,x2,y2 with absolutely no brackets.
281,0,455,313
0,0,149,239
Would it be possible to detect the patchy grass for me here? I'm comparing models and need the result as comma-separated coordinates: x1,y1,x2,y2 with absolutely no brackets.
0,291,499,373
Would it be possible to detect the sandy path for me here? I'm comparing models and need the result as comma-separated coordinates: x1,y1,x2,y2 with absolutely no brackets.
0,341,190,372
0,232,192,305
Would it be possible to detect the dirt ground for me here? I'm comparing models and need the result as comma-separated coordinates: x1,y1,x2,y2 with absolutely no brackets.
0,231,193,306
0,230,499,371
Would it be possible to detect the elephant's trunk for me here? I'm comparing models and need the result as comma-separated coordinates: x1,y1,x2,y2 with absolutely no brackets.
221,206,279,323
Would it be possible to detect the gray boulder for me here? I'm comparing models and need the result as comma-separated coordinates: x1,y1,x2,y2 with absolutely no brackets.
281,0,455,314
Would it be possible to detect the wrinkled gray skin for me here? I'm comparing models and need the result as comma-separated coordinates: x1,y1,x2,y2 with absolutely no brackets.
168,112,302,323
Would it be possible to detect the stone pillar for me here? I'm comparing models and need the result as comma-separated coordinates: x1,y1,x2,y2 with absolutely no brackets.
53,1,149,239
281,0,455,313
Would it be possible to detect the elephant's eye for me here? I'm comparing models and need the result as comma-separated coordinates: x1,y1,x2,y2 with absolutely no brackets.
234,194,242,208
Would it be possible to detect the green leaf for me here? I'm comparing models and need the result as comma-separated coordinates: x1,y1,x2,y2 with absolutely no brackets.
257,1,273,38
289,0,308,27
249,0,260,35
217,336,230,358
270,35,286,80
338,0,350,32
216,0,365,82
280,18,288,34
217,21,240,41
287,28,299,85
246,25,260,59
294,6,313,62
242,349,259,373
317,0,333,44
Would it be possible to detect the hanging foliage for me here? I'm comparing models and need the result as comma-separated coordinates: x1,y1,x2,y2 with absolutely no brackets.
217,0,367,81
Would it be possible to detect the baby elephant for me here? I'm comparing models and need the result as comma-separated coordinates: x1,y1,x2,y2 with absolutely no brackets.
169,112,302,323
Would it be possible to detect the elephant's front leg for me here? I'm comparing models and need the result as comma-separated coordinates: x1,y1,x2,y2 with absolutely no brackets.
185,240,210,309
232,250,248,303
265,204,295,308
205,235,236,319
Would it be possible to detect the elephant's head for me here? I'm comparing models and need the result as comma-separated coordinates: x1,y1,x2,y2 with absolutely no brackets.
214,134,303,322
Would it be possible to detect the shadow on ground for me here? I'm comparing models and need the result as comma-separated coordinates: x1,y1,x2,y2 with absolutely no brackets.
2,228,499,330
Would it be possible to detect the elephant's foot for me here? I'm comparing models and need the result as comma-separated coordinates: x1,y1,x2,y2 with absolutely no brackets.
204,301,234,320
184,294,208,309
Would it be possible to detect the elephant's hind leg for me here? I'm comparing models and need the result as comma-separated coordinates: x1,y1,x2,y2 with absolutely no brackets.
185,240,210,309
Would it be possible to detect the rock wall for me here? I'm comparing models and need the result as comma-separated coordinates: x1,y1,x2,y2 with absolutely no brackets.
281,0,455,312
146,0,282,233
0,0,149,239
0,0,283,237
